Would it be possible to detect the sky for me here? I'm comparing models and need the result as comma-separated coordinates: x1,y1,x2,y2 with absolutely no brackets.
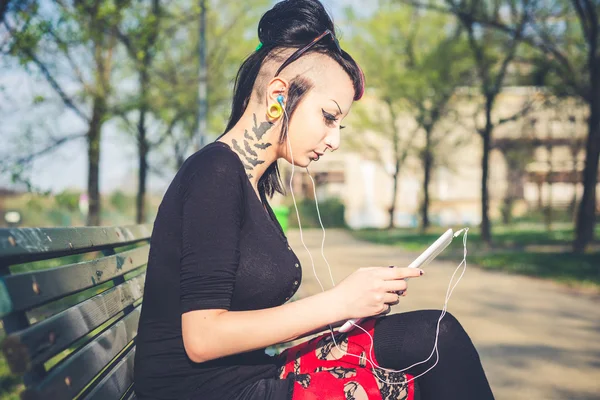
0,0,377,195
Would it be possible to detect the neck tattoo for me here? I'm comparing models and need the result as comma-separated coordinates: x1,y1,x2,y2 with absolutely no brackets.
234,113,274,180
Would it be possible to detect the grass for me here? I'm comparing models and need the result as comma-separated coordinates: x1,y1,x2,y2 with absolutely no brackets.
351,223,600,291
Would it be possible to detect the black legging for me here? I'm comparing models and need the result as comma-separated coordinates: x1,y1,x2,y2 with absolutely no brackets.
373,310,495,400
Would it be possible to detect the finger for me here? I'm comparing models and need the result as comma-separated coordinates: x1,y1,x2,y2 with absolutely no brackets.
380,267,423,280
378,304,392,316
383,292,399,304
382,279,408,293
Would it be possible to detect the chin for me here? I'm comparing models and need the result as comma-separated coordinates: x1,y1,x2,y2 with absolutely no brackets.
286,154,312,168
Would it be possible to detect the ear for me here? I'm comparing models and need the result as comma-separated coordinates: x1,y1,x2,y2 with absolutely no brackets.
265,77,289,106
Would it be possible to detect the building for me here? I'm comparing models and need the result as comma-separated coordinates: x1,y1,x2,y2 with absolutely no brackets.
273,88,593,229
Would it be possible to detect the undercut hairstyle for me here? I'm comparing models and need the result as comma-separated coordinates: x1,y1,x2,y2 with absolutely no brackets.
219,0,365,199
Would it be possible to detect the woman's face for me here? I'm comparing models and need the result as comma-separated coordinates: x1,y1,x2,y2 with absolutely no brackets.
282,62,355,167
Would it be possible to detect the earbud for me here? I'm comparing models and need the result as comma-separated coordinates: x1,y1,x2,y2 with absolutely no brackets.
277,94,285,105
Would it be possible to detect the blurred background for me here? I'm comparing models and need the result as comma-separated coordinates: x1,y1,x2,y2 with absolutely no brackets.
0,0,599,398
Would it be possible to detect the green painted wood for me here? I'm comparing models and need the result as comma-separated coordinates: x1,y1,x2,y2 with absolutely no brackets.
83,346,136,400
0,225,152,265
1,245,149,315
21,306,140,400
0,278,13,316
2,273,145,374
123,385,137,400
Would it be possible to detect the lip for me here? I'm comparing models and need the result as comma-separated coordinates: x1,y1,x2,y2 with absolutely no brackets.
312,151,323,161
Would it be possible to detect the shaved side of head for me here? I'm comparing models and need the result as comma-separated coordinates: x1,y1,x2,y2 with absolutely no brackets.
251,50,350,104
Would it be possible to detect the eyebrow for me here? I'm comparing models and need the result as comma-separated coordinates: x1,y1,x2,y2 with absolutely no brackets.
331,99,342,115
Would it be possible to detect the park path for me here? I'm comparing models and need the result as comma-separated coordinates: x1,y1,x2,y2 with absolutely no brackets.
286,228,600,400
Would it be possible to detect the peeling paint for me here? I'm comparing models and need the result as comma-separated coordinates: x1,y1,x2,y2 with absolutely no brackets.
5,228,50,253
116,256,125,270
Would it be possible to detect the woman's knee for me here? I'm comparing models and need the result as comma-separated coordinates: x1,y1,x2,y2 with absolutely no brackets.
403,310,469,343
438,312,464,335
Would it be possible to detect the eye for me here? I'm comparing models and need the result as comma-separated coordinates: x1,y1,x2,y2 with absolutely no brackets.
322,109,339,127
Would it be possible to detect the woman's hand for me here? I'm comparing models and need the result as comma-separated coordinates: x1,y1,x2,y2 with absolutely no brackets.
328,266,424,321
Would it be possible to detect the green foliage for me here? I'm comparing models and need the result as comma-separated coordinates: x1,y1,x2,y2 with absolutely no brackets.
341,3,474,155
352,224,600,289
143,0,270,169
109,190,129,213
469,251,600,288
287,198,347,229
54,191,79,212
25,195,44,212
516,1,596,98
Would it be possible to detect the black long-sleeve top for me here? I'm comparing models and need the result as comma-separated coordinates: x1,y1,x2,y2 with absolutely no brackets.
134,141,301,399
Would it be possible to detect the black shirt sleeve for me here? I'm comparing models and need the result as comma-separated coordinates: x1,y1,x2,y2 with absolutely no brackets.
179,148,246,314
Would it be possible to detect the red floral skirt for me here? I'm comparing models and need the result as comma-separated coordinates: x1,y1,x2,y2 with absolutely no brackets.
278,319,416,400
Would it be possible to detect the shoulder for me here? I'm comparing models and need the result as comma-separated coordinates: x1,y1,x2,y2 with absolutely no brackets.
177,142,246,195
183,142,243,175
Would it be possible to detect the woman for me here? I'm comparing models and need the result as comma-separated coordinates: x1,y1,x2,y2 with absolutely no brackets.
134,1,495,399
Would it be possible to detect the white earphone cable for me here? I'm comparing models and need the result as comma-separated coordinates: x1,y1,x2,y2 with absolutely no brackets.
280,100,469,386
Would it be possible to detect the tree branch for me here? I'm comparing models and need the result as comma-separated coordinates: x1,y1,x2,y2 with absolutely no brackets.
0,132,86,173
404,0,582,92
2,20,90,123
572,0,591,42
497,99,537,125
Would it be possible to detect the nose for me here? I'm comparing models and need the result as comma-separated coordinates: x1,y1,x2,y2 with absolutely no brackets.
325,129,341,152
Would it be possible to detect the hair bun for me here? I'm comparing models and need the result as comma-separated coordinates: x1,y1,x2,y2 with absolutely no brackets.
258,0,335,48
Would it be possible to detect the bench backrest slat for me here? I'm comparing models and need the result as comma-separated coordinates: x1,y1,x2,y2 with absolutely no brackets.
0,225,151,400
2,273,145,375
21,306,140,400
0,245,149,317
83,346,136,400
0,225,152,266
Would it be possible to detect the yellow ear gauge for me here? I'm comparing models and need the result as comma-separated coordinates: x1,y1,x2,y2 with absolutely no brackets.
267,102,283,119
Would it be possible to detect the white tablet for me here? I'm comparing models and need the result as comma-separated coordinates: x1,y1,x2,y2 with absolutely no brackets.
338,229,455,333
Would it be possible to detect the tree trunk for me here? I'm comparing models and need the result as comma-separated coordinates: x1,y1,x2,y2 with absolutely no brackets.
388,161,400,230
136,110,148,224
570,147,579,221
501,197,513,225
136,68,149,224
134,1,160,224
545,142,553,232
574,71,600,252
544,182,553,231
86,95,106,226
480,97,493,244
421,128,433,232
387,99,400,230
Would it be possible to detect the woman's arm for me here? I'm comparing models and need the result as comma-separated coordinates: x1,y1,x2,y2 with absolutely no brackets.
182,265,416,363
274,319,346,344
181,289,340,363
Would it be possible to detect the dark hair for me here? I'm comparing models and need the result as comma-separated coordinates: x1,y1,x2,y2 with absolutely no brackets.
220,0,365,199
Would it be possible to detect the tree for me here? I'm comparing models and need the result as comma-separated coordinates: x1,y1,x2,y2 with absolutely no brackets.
453,0,538,245
347,100,420,229
344,5,424,229
410,0,599,251
115,0,163,223
3,0,130,225
346,3,473,230
112,0,270,223
148,0,269,171
525,1,599,251
394,11,473,232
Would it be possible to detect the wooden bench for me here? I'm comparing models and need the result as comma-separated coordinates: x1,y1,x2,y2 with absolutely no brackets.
0,225,152,400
